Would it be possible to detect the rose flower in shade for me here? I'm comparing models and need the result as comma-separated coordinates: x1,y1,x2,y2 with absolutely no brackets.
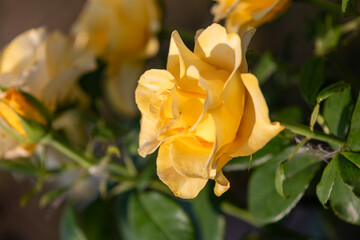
135,23,284,199
72,0,161,116
212,0,291,33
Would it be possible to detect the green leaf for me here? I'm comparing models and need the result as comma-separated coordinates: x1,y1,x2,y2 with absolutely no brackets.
248,147,322,224
337,154,360,199
323,88,353,138
315,27,342,56
60,205,87,240
118,191,195,240
224,136,290,171
253,51,277,85
316,155,338,206
275,163,288,199
191,183,225,240
316,81,351,103
342,152,360,168
329,175,360,225
81,199,115,240
300,58,325,107
347,93,360,151
272,106,303,124
342,0,350,12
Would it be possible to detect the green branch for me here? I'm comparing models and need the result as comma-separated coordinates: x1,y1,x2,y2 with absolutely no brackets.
281,121,345,147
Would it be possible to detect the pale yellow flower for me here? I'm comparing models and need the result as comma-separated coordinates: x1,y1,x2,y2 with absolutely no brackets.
212,0,291,33
72,0,161,117
135,23,284,199
0,28,95,158
0,28,95,110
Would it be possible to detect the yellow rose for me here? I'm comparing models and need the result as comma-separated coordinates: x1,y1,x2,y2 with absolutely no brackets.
212,0,291,33
0,28,95,158
72,0,161,117
0,28,95,110
135,23,284,199
72,0,160,62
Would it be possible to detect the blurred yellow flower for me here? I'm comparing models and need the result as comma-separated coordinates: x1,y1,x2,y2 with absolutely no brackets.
0,28,95,110
72,0,161,117
0,28,95,158
212,0,291,33
135,23,284,199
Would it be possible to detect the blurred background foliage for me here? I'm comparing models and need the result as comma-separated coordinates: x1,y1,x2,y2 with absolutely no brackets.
0,0,360,240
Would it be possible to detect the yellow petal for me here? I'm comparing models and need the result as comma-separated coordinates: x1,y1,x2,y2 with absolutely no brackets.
135,69,175,117
194,23,242,72
157,143,208,199
0,28,45,75
138,114,160,157
221,71,246,115
222,73,284,162
214,170,230,196
105,60,144,117
169,135,213,179
167,31,211,79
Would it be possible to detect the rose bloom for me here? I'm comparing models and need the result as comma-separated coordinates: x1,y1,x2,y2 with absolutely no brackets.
212,0,291,33
72,0,161,116
0,28,95,158
135,23,284,199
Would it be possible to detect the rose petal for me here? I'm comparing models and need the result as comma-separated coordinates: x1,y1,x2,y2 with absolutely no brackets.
136,69,175,117
194,23,242,73
157,143,208,199
167,31,211,79
214,170,230,196
218,73,284,168
138,114,161,157
169,135,213,179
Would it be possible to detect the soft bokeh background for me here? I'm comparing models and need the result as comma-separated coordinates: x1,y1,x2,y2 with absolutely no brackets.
1,0,360,239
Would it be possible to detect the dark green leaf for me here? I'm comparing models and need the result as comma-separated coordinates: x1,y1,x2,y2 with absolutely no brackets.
300,58,325,107
272,106,303,124
249,147,323,224
253,51,277,85
347,93,360,151
118,191,195,240
337,154,360,199
60,205,87,240
191,184,225,240
329,175,360,225
323,88,353,138
316,155,338,206
342,152,360,168
316,81,351,103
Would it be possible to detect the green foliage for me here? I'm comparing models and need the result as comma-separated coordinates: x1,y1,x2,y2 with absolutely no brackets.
191,184,225,240
323,88,354,138
248,147,323,224
347,93,360,151
60,205,87,240
300,58,325,107
316,156,338,206
117,191,195,240
253,51,278,85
